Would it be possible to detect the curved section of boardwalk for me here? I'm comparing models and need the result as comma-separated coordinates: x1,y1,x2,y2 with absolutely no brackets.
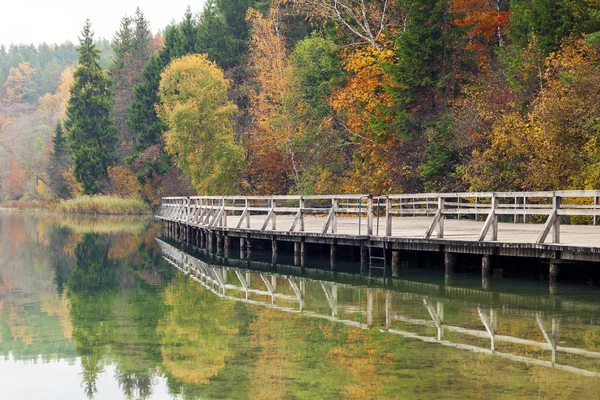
155,191,600,263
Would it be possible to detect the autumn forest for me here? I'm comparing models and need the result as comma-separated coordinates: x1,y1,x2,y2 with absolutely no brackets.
1,0,600,204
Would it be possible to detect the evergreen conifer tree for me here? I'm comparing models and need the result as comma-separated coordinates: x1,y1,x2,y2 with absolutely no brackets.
49,119,71,197
66,20,117,195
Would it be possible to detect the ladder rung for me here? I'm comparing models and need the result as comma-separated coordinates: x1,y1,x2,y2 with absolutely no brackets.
369,266,386,270
370,256,386,261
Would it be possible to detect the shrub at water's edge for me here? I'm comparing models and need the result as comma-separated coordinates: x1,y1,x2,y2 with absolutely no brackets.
53,195,151,215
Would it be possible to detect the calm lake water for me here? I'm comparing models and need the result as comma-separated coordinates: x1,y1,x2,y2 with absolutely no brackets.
2,211,600,399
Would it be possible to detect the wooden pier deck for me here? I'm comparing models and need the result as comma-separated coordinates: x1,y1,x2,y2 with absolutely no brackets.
155,191,600,273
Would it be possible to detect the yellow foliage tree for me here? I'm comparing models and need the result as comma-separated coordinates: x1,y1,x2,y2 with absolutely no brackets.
158,54,243,195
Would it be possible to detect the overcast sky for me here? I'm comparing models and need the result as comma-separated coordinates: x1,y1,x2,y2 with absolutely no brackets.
0,1,205,47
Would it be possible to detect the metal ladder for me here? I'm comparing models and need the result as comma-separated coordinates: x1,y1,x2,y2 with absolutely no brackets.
368,245,387,277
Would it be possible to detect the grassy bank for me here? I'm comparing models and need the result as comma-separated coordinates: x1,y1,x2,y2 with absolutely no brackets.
53,195,151,215
1,195,152,215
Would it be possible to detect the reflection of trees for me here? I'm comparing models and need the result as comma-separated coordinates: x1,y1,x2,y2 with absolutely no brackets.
158,276,242,397
68,234,119,398
65,230,175,400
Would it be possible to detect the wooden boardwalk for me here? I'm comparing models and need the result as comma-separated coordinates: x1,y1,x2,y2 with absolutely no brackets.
155,191,600,269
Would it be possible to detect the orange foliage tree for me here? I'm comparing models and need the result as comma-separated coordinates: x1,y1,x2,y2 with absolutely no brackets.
329,40,405,194
2,154,27,200
245,7,301,194
1,62,35,104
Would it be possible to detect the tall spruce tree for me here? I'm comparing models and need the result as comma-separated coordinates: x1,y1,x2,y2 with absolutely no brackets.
66,20,117,195
110,9,152,159
128,16,199,154
49,119,71,197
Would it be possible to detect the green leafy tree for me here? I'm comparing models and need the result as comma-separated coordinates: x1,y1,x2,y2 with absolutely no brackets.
66,20,118,195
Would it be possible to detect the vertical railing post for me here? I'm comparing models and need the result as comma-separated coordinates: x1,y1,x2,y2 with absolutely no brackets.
186,197,191,224
475,196,479,221
299,196,305,232
437,197,445,239
523,196,528,223
386,197,392,237
553,194,561,243
595,195,599,226
367,195,374,236
245,198,250,228
491,194,498,241
271,198,276,230
332,198,339,234
222,197,227,227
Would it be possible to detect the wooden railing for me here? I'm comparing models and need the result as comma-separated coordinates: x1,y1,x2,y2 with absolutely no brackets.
156,190,600,244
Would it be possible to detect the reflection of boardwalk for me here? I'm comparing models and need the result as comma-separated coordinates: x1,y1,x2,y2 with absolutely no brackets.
156,192,600,274
158,239,600,378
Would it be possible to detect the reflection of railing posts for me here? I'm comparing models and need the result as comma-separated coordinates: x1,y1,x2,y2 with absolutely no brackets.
367,289,374,326
478,306,496,352
537,315,559,365
158,239,600,377
424,299,444,341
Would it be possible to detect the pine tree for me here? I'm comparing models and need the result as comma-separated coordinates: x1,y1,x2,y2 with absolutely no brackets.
49,120,71,197
66,20,118,195
128,10,200,154
110,9,152,159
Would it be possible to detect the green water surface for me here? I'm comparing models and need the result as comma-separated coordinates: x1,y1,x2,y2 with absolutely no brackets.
1,211,600,399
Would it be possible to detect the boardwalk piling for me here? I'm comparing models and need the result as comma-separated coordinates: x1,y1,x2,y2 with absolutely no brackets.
330,243,337,271
392,251,401,277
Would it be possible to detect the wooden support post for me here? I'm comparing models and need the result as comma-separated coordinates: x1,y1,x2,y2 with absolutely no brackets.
224,235,231,258
549,261,560,295
240,237,246,259
444,252,456,285
216,234,223,255
482,255,493,291
391,250,401,278
360,246,368,275
330,243,337,271
523,196,528,223
272,238,278,265
294,242,301,256
482,255,493,278
300,241,306,268
549,261,560,282
246,237,252,257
